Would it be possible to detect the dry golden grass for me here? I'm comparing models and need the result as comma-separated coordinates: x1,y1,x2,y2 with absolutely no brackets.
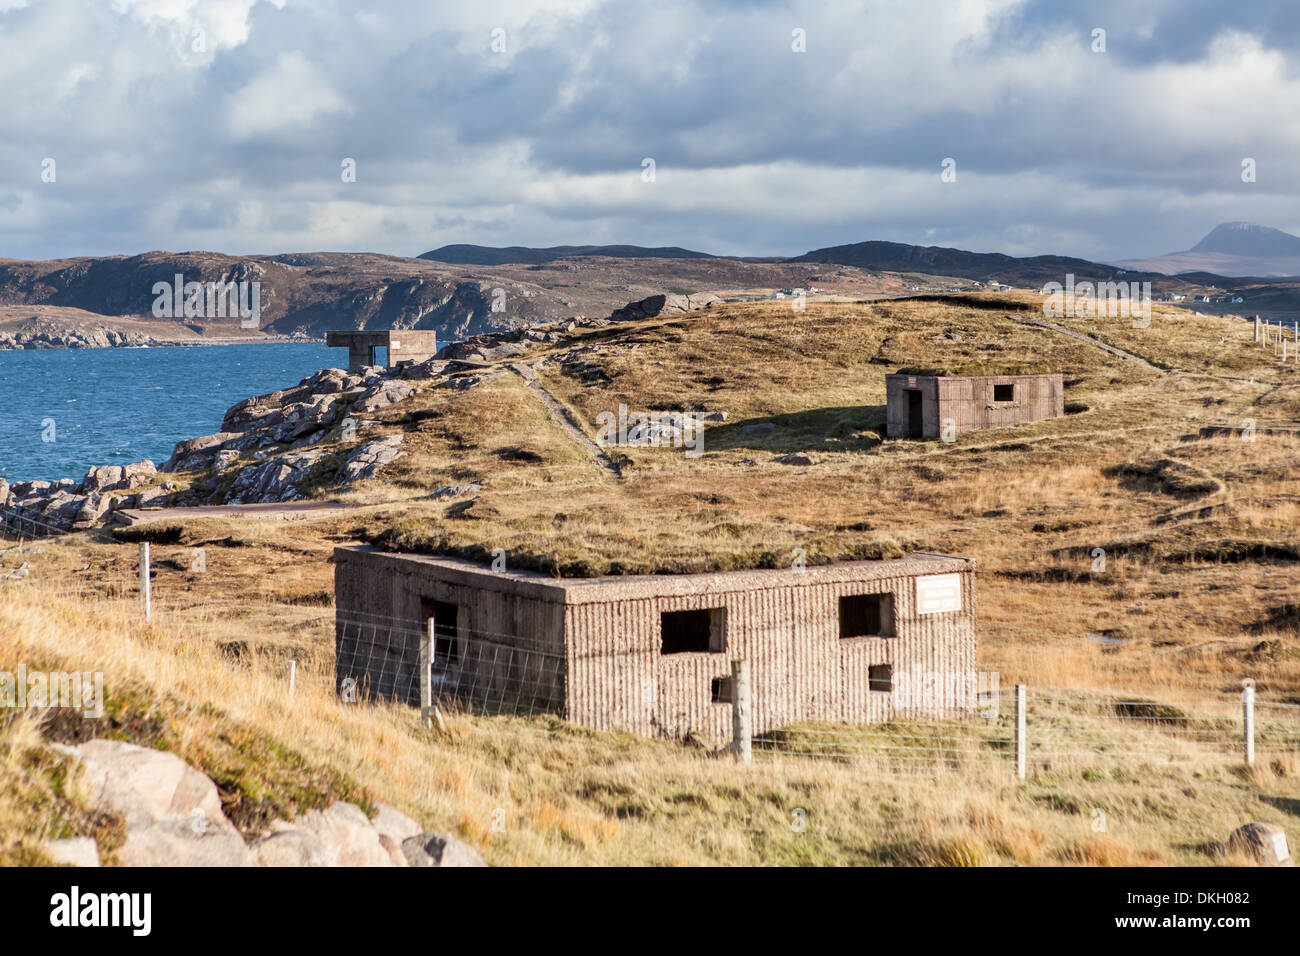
2,294,1298,865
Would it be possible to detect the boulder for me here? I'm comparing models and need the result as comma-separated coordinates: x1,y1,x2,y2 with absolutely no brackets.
223,450,325,504
295,802,397,867
354,380,414,413
43,836,100,867
160,432,240,473
610,292,721,322
371,803,422,844
1228,822,1293,866
429,483,483,500
65,740,249,867
249,827,339,867
772,453,814,466
401,832,488,868
336,436,406,484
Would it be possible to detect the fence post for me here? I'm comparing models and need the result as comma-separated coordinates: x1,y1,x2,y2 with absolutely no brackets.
1243,683,1255,767
731,659,752,764
420,618,434,728
420,618,447,733
139,542,151,621
287,659,296,699
1014,684,1027,781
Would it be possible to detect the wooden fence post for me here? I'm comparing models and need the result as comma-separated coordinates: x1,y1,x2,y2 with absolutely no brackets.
731,659,752,764
1243,683,1256,767
1254,315,1261,342
420,619,447,733
1015,684,1027,781
139,542,151,621
420,618,434,728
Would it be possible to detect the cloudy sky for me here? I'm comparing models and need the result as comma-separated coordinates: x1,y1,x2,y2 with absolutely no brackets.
2,0,1299,262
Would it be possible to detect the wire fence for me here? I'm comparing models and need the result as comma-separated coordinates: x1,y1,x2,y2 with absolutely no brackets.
4,524,1300,781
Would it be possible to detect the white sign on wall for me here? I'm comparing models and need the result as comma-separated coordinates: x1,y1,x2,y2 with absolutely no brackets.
916,573,962,614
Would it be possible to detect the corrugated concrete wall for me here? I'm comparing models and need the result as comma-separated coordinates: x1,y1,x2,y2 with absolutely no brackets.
565,564,976,741
335,549,977,742
885,374,941,438
334,549,566,713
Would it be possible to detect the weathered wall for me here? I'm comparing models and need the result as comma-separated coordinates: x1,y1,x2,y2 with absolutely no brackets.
885,374,942,438
335,549,978,743
564,562,976,741
334,549,566,713
887,373,1064,438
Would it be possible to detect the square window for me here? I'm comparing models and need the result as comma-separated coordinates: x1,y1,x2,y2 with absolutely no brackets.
661,608,726,654
869,664,893,692
839,593,893,638
711,676,733,703
993,383,1015,402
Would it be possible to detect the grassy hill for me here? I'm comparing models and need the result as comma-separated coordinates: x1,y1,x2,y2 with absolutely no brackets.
2,293,1297,865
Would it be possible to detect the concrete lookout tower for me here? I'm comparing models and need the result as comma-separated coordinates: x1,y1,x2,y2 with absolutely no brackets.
325,330,438,373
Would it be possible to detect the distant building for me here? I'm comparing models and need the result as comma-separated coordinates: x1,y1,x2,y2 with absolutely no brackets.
325,330,439,373
333,548,978,742
886,372,1065,439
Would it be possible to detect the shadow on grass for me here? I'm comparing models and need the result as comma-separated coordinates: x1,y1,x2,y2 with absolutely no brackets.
706,405,887,454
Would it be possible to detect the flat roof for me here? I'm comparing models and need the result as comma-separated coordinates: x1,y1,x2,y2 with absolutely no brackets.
335,546,974,605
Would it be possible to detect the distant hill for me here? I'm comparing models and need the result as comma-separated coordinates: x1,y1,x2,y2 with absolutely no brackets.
1115,222,1300,277
419,244,716,266
787,240,1146,287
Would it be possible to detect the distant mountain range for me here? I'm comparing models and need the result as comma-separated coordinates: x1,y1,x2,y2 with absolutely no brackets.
1115,222,1300,277
420,239,1151,286
419,244,715,266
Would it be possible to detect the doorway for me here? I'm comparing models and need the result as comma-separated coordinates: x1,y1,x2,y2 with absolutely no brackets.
905,389,924,438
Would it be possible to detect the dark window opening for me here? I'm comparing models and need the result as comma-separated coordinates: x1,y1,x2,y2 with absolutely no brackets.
869,664,893,692
661,608,725,654
423,599,460,665
993,383,1015,402
711,676,733,703
839,593,893,638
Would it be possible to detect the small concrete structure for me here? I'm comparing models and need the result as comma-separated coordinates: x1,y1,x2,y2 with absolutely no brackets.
325,330,438,373
886,372,1064,439
334,547,977,742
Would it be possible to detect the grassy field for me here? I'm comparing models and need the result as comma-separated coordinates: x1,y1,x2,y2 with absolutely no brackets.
2,293,1298,865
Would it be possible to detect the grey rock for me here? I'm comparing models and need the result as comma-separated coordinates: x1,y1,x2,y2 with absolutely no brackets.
335,436,405,484
1229,822,1293,866
772,453,814,466
429,483,483,500
401,831,488,868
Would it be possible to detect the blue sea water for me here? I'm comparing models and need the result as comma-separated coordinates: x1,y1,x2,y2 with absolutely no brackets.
0,343,337,483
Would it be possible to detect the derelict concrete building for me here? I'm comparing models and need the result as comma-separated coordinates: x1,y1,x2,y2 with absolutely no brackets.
334,546,977,741
325,330,438,373
885,372,1064,439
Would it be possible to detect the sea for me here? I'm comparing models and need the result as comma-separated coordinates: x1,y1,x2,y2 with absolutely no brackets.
0,343,337,483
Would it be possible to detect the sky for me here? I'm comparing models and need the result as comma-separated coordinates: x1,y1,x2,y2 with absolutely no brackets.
3,0,1300,263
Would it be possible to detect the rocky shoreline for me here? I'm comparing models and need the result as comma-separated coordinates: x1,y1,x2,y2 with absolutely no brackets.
0,324,319,350
0,292,720,536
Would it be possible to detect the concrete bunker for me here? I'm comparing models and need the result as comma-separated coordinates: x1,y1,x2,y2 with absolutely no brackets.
325,330,438,373
885,371,1064,439
334,547,978,741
